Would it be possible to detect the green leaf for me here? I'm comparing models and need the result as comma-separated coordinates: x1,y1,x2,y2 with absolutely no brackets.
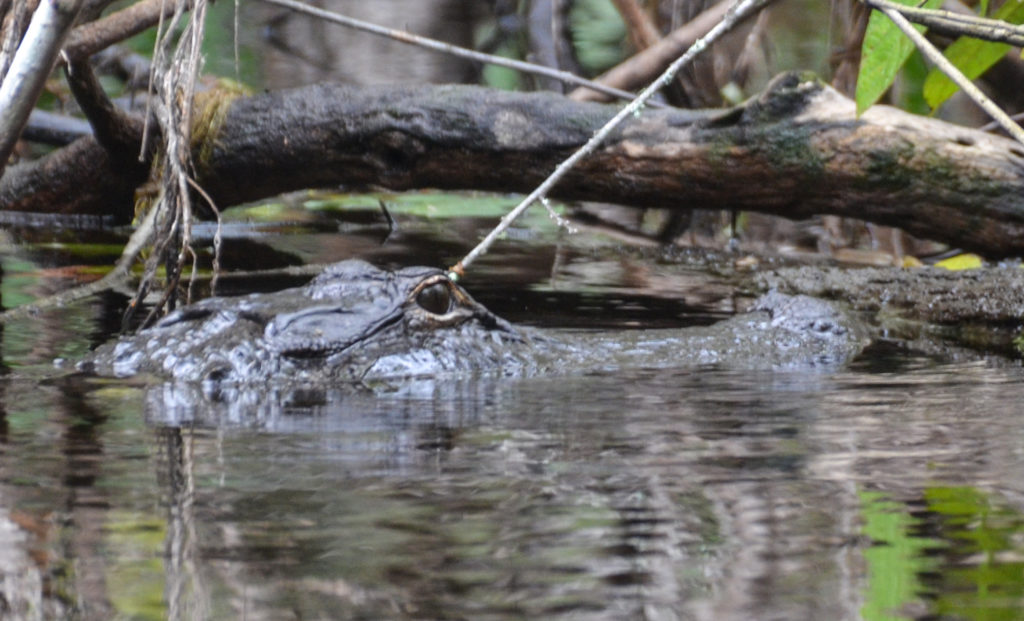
855,0,944,116
569,0,628,75
922,0,1024,110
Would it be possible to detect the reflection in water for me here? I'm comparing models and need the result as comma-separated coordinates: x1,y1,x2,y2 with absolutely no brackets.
860,486,1024,621
3,231,1024,618
0,358,1015,619
924,486,1024,620
157,427,207,621
860,491,941,621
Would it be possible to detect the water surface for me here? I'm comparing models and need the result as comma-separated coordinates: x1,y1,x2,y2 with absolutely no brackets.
0,205,1021,620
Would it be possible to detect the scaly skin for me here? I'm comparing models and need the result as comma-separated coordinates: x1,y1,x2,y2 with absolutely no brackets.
81,260,870,384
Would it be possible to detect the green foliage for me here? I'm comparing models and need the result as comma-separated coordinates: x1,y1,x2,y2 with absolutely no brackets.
568,0,628,75
857,0,1024,115
480,42,523,91
896,50,931,115
925,487,1024,621
859,490,939,621
922,0,1024,110
860,486,1024,621
855,0,943,116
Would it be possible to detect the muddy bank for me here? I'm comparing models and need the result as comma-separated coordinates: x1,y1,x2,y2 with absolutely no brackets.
750,264,1024,356
754,265,1024,324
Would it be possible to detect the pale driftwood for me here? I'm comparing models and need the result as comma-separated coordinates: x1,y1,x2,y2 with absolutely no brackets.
0,0,82,174
4,73,1024,256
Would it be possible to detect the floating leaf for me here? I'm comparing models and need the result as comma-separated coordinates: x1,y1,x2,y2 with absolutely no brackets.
922,0,1024,110
934,253,983,271
856,0,943,116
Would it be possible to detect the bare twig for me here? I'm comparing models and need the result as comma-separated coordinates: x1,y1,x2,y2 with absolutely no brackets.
0,0,82,176
257,0,656,105
132,0,208,326
610,0,661,51
980,110,1024,132
865,0,1024,46
540,197,577,233
450,0,776,278
64,0,195,62
568,0,733,102
2,0,177,325
187,176,222,295
872,2,1024,145
64,58,143,153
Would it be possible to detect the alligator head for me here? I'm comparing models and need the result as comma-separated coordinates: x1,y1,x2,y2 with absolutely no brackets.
81,260,536,383
81,259,870,390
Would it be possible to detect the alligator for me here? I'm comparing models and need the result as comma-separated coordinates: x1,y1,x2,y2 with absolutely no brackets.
80,259,870,384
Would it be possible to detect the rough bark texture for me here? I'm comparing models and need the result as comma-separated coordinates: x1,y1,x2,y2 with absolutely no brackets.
5,72,1024,255
0,137,140,220
753,264,1024,357
756,265,1024,325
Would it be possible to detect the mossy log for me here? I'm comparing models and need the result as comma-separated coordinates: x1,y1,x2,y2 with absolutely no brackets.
4,72,1024,255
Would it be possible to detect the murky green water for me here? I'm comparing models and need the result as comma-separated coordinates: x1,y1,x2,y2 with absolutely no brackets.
0,202,1022,620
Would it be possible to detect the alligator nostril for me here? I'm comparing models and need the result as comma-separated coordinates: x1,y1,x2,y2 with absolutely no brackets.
204,366,233,383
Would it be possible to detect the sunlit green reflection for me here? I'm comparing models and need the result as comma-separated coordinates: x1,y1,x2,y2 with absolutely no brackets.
861,486,1024,621
105,511,167,620
860,490,941,621
927,487,1024,621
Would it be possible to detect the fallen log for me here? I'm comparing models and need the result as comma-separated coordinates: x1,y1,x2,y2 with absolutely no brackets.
4,72,1024,256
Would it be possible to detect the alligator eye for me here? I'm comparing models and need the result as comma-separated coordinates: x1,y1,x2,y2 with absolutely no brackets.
415,282,452,314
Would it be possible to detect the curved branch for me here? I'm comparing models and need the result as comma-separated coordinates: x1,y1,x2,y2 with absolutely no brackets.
63,0,194,62
863,0,1024,47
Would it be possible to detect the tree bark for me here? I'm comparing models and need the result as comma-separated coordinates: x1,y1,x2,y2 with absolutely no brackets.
5,72,1024,256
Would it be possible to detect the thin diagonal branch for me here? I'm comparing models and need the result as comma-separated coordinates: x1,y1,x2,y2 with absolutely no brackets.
865,0,1024,46
64,0,196,62
872,2,1024,145
568,0,732,102
257,0,657,106
450,0,776,277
